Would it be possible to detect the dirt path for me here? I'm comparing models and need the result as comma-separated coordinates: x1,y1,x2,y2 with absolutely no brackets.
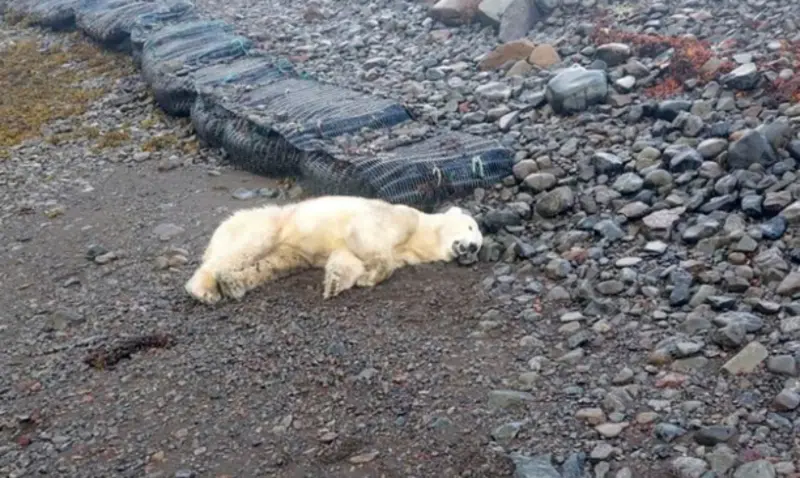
2,153,520,477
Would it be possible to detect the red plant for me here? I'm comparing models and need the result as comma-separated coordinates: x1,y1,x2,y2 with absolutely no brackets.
590,19,735,98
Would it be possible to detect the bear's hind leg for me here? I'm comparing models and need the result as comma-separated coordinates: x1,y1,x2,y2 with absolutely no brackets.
216,246,309,301
323,249,366,299
355,254,397,288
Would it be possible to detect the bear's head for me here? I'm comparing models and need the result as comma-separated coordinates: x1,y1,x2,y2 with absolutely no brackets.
438,206,483,264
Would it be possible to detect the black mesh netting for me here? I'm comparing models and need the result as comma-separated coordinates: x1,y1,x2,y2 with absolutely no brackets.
75,0,194,52
190,77,413,177
299,131,514,208
6,0,515,206
129,7,200,68
6,0,80,29
139,19,255,116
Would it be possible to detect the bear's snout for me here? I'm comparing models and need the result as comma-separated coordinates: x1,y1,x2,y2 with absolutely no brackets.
452,240,480,265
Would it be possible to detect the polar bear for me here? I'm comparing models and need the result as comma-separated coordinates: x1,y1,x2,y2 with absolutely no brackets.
184,195,483,305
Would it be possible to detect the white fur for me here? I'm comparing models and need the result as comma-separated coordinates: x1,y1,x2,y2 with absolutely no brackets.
184,195,483,304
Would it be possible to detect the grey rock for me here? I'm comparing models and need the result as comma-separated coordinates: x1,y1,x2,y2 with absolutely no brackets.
707,445,737,475
712,312,763,332
654,423,687,442
545,66,608,114
682,219,720,243
670,456,709,478
757,119,793,152
697,138,728,159
727,129,778,170
524,172,557,192
477,0,516,26
491,421,524,442
488,390,534,409
534,0,560,12
592,151,624,176
777,272,800,296
535,186,574,218
593,219,625,241
597,280,624,295
773,389,800,411
669,148,704,173
510,453,561,478
733,460,776,478
779,201,800,224
153,223,185,241
498,0,541,42
476,81,513,101
767,355,797,376
612,172,644,194
721,341,769,375
724,63,761,90
694,425,735,446
595,43,631,67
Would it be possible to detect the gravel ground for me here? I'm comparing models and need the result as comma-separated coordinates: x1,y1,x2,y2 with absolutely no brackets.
4,0,800,477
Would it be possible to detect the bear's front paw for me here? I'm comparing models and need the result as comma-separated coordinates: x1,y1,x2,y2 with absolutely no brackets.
185,269,222,305
216,271,247,301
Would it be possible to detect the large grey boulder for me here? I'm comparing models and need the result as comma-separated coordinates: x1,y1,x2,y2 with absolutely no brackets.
545,66,609,114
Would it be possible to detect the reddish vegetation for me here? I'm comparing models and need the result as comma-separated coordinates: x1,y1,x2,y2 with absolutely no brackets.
590,14,800,102
762,40,800,103
589,19,735,98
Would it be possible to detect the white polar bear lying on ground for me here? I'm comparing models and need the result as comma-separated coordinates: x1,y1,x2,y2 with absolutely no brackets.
184,195,484,304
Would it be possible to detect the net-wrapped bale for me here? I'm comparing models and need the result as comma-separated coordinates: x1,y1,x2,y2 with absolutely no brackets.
190,77,413,177
299,129,514,209
76,0,194,52
130,6,199,67
139,19,254,116
6,0,80,29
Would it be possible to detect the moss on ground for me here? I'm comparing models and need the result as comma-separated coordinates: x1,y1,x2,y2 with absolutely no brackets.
0,30,134,155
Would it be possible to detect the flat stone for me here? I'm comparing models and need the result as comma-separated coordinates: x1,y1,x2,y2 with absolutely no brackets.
153,223,184,241
670,456,708,478
528,43,561,68
478,38,536,71
721,341,768,375
733,460,776,478
595,43,631,67
488,389,534,408
430,0,482,26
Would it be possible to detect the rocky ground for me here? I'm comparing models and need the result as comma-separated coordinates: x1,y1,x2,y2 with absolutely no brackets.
3,0,800,477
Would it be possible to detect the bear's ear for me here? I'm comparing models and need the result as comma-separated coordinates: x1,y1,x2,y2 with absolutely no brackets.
443,206,464,216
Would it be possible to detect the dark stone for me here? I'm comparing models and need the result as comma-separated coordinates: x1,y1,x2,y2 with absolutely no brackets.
727,129,778,170
669,148,704,173
694,425,735,446
761,216,788,240
655,100,692,121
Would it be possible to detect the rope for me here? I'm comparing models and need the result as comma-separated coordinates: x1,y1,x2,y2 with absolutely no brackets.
432,166,443,187
471,155,485,179
231,37,249,56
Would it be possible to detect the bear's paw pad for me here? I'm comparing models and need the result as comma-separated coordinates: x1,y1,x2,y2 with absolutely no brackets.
185,270,222,305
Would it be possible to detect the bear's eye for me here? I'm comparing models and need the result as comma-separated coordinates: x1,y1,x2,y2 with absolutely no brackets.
469,226,474,231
